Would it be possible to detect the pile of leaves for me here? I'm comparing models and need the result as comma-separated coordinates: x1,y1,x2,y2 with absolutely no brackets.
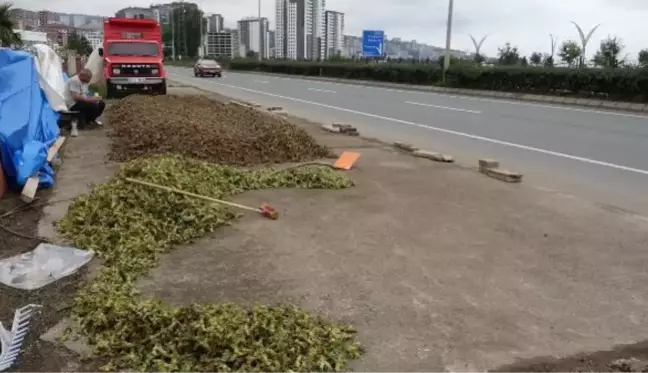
57,155,359,372
106,95,331,165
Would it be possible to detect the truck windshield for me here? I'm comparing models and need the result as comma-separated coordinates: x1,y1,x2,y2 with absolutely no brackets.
107,42,158,57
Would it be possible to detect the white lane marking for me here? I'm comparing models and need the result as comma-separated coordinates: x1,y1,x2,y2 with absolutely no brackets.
254,80,269,84
308,87,337,94
168,73,648,176
228,72,648,120
405,101,481,114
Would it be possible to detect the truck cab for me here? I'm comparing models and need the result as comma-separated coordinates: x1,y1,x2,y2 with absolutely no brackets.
100,17,167,98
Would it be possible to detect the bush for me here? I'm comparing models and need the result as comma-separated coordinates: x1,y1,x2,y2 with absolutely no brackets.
229,59,648,102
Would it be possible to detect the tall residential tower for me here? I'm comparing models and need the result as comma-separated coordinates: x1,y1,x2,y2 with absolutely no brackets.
274,0,325,60
324,10,344,58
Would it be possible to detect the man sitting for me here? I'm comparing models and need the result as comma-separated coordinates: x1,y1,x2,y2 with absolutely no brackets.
64,68,105,136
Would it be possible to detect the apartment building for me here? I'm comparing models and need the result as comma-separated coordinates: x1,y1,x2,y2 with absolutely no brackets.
205,31,235,57
77,22,103,50
324,10,343,59
115,7,155,20
206,14,224,33
274,0,325,60
237,17,270,59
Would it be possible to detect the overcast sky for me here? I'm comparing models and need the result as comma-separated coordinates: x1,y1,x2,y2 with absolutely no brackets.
12,0,648,59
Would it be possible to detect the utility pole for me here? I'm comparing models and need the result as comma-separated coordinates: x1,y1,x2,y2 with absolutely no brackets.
258,0,262,61
171,8,176,60
182,7,188,58
442,0,454,84
199,9,204,57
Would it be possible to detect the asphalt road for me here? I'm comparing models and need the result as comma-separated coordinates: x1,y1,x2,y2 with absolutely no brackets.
167,67,648,215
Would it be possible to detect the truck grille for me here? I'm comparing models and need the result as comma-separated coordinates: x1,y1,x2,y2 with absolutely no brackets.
114,64,157,76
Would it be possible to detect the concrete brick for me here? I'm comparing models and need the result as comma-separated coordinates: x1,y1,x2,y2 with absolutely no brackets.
332,122,354,130
629,103,646,112
394,142,419,152
412,150,454,163
482,168,523,183
563,97,577,105
273,111,289,117
478,158,500,171
321,124,341,133
331,122,358,136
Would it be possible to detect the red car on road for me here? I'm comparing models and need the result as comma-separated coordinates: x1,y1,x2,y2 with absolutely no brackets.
194,59,222,77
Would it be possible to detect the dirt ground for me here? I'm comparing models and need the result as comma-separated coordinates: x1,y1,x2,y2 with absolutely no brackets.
0,122,114,372
3,86,648,372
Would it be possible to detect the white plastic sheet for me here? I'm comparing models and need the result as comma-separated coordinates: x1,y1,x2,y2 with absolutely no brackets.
84,47,103,84
0,243,94,290
32,44,67,112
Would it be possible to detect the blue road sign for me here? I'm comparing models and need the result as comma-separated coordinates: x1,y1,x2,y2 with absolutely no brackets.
362,30,385,57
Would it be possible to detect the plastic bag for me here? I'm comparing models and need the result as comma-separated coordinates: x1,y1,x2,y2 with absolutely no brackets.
0,243,94,290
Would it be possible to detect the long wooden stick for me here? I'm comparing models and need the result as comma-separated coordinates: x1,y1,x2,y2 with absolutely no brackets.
124,177,260,213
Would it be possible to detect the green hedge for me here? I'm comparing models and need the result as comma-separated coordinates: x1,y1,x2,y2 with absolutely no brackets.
228,59,648,102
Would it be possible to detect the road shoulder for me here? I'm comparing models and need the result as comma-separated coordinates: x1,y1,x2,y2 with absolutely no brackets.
134,86,648,371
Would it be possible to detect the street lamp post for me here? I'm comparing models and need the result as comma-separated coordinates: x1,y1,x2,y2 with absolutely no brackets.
442,0,454,83
571,22,601,67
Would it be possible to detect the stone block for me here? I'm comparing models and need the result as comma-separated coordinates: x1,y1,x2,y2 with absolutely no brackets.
483,168,523,183
412,150,454,163
478,158,500,171
394,142,419,152
320,124,340,133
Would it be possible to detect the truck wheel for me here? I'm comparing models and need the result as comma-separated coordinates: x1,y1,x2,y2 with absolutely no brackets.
106,83,116,99
157,81,167,95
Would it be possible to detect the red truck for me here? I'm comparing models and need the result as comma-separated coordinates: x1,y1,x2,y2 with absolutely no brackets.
99,17,167,98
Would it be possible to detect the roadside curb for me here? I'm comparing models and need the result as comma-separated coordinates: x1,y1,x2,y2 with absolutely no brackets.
478,158,523,183
231,71,648,114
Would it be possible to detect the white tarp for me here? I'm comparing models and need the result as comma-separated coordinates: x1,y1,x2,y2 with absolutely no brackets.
0,243,94,290
84,47,103,84
32,44,67,112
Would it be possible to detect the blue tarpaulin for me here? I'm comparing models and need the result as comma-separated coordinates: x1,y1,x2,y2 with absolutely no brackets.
0,48,60,190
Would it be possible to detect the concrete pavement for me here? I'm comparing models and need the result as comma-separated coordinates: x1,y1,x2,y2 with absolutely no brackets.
167,67,648,215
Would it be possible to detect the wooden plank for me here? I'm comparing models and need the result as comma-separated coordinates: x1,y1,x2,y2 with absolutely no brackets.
20,137,66,203
47,137,66,162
